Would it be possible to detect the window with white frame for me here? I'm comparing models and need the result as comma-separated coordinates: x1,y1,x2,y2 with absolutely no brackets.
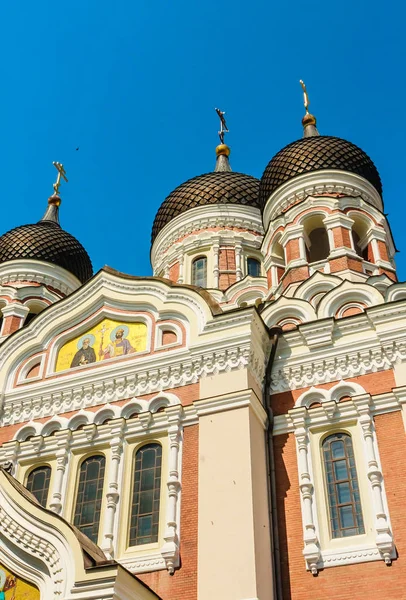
191,256,207,287
322,432,364,539
247,257,261,277
73,455,106,544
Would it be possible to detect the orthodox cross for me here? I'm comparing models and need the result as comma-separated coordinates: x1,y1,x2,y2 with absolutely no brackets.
52,161,68,195
215,107,229,144
299,80,310,114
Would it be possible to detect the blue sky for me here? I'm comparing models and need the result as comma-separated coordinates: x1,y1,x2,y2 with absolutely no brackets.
0,1,404,279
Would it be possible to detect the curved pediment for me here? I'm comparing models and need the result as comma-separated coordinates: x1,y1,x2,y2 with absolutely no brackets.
0,267,222,391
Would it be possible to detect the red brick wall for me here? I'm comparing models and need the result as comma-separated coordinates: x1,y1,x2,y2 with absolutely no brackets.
377,241,389,262
329,256,363,273
162,331,177,345
168,262,179,283
218,248,236,290
139,424,198,599
285,239,301,264
2,315,23,336
281,266,310,290
332,227,352,248
273,410,406,600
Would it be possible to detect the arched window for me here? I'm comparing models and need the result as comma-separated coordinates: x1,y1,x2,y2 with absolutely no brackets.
26,465,51,508
191,256,207,287
129,443,162,546
74,455,105,543
307,228,329,262
322,433,364,538
247,257,261,277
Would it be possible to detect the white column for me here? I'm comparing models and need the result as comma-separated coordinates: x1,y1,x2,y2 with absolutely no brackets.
213,243,220,288
178,253,184,284
235,243,243,281
291,408,320,575
161,405,183,574
101,423,124,558
49,431,71,515
357,397,394,564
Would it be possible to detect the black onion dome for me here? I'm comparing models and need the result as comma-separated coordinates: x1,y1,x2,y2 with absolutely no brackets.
259,136,382,210
152,171,260,243
0,220,93,283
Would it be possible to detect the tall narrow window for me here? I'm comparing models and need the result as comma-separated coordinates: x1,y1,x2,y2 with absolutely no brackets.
322,433,364,538
192,256,207,287
247,257,261,277
74,455,105,544
129,443,162,546
26,465,51,508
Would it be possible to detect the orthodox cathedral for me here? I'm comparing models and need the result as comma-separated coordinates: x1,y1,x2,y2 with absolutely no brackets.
0,84,405,600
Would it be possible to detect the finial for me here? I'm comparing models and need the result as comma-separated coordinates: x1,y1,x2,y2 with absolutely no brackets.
215,107,229,144
39,161,67,225
299,80,310,114
299,80,319,138
214,108,232,172
52,161,68,196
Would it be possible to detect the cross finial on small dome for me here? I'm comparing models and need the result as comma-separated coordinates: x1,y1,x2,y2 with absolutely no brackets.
214,108,232,172
299,80,319,138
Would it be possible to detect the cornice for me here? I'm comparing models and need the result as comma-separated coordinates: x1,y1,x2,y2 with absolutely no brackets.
151,204,264,264
262,170,383,230
0,259,81,296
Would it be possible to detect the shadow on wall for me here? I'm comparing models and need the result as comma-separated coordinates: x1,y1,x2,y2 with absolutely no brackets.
273,432,293,600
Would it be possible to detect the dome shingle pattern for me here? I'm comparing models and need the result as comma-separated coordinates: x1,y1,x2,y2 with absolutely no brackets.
0,221,93,283
259,136,382,210
152,171,260,243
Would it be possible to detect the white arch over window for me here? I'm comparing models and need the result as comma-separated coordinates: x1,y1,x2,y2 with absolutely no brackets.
155,321,183,348
317,280,383,319
295,381,367,408
93,406,120,425
14,422,41,442
120,399,149,419
41,417,68,437
68,410,94,430
261,296,317,329
149,392,181,413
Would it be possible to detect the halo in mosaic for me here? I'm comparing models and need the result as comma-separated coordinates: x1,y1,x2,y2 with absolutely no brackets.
259,136,382,210
151,171,260,243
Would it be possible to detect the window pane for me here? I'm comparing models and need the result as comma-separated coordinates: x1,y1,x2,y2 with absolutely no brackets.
247,258,261,277
129,443,162,546
26,466,51,508
322,433,365,539
74,455,105,544
192,257,207,287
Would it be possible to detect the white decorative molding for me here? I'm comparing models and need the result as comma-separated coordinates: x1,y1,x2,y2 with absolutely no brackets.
262,170,384,229
276,389,398,573
0,259,81,296
151,204,264,265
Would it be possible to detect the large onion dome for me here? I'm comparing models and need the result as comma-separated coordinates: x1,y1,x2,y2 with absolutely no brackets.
0,194,93,283
259,135,382,210
151,144,260,243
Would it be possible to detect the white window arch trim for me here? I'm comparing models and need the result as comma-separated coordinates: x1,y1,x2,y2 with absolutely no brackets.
155,321,183,349
287,392,395,574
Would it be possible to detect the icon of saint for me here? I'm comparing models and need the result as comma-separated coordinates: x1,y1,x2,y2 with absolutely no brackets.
99,327,134,360
70,337,97,368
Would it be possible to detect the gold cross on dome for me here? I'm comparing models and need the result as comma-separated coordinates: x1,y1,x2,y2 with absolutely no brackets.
52,161,68,195
215,107,229,144
299,80,310,114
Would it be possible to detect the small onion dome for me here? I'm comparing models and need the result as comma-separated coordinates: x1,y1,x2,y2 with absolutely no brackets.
151,170,260,243
151,142,260,243
259,136,382,211
0,194,93,283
